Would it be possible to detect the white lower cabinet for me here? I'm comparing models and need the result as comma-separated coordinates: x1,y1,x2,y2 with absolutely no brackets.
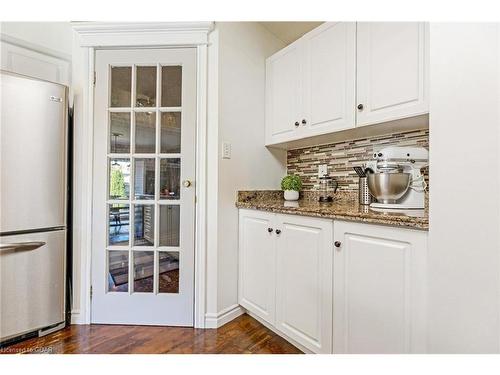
333,221,428,353
238,209,333,353
238,209,276,325
238,210,428,354
275,214,333,354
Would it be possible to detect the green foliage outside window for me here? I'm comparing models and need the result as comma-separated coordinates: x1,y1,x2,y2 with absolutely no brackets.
110,169,125,199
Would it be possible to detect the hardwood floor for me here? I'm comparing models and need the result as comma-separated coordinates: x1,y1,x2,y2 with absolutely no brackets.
2,314,302,354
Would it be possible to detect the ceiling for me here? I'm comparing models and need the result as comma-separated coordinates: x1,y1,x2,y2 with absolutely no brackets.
259,22,324,45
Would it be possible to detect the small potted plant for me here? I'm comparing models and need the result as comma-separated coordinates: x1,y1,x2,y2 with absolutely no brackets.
281,174,302,201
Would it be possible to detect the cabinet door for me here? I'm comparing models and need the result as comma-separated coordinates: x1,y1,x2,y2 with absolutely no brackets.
302,22,356,135
265,43,302,145
356,22,429,126
238,209,276,324
1,41,70,86
275,214,333,353
333,221,427,353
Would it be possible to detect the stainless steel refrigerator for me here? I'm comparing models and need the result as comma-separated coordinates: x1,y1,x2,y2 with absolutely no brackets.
0,71,67,344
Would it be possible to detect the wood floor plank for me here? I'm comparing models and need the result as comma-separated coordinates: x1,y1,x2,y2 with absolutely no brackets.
2,314,302,354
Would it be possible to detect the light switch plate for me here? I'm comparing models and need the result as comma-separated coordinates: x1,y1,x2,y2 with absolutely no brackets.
318,164,328,177
222,142,231,159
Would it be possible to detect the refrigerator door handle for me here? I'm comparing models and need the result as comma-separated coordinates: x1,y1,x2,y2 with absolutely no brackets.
0,241,46,252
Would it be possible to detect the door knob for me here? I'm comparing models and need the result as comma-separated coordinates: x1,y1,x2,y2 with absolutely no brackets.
357,104,364,110
301,119,307,125
294,121,299,127
268,227,273,233
334,241,341,248
183,180,192,187
275,229,281,235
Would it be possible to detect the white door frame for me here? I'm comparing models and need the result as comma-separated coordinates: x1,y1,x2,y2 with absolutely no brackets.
71,22,214,327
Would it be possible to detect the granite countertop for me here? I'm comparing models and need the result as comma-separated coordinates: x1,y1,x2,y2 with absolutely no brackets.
236,190,428,231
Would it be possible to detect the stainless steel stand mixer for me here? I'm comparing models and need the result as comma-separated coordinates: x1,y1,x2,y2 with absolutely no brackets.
365,146,428,209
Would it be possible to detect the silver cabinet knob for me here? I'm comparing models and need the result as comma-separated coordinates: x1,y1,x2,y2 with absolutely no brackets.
183,180,192,188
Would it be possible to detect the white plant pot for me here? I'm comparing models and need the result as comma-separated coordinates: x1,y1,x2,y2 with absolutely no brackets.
284,190,299,201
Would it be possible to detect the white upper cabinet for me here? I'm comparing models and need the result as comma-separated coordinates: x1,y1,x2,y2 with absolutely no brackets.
266,43,303,143
333,221,428,354
265,22,429,147
266,22,356,146
1,41,70,86
302,22,356,136
356,22,429,126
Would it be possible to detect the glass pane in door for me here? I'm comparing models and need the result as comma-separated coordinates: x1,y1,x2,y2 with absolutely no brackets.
133,251,154,293
134,158,155,200
159,252,179,293
161,66,182,107
160,158,180,200
110,67,131,107
109,158,131,200
135,112,156,153
160,112,181,153
136,66,157,107
108,251,129,292
134,204,154,246
109,112,131,153
159,205,180,247
108,203,130,246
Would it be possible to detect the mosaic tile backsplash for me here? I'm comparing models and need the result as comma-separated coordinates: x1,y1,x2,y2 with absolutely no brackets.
287,128,429,191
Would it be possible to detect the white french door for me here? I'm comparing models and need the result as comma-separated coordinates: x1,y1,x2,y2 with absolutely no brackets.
91,48,196,326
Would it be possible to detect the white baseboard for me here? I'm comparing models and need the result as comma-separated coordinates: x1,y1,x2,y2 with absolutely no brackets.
205,304,244,329
72,305,244,327
70,309,86,325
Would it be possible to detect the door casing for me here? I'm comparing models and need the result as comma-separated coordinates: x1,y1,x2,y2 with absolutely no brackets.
71,22,213,327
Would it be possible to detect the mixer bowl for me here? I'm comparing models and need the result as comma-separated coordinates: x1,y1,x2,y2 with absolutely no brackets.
367,173,411,204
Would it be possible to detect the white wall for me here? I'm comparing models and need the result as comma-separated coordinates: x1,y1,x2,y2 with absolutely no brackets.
0,22,72,60
428,23,500,353
206,22,287,323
